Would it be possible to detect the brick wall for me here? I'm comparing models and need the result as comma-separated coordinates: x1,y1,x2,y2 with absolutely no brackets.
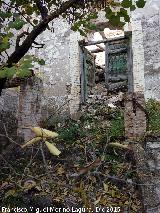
124,93,146,139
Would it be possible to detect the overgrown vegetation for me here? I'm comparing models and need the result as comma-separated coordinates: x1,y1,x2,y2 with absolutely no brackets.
0,104,142,212
55,106,124,144
146,99,160,134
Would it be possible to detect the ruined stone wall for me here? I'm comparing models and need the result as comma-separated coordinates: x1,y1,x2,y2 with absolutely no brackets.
18,77,43,141
2,2,160,123
33,19,83,118
84,49,96,96
0,77,43,142
131,14,145,93
142,8,160,100
68,31,82,116
124,93,146,139
131,0,160,100
34,19,71,117
0,88,19,145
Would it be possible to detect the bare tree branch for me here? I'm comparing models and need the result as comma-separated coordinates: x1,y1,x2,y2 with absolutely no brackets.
32,40,45,48
7,0,76,65
16,32,29,49
35,0,48,19
0,0,76,95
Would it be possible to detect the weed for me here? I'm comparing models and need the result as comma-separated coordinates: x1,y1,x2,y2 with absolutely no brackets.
58,121,86,143
146,99,160,133
108,110,124,140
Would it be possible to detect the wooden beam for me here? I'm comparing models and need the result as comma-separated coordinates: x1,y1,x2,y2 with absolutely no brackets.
105,42,109,89
79,35,128,47
127,35,133,93
90,49,104,53
109,47,127,54
96,44,105,51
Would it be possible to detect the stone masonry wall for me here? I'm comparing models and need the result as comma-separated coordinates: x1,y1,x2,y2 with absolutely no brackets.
18,77,43,141
0,88,19,147
34,19,73,118
32,18,85,118
131,15,145,93
142,9,160,100
68,31,82,116
131,0,160,100
0,77,43,143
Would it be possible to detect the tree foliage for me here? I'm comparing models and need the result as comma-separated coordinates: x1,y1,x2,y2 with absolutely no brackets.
0,0,146,93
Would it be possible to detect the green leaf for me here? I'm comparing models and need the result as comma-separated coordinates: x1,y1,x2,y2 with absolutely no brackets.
8,18,25,30
0,42,10,53
0,11,12,19
16,68,32,78
5,67,16,79
136,0,146,8
15,19,25,30
0,33,13,52
118,8,130,22
0,66,16,79
87,23,97,30
130,5,136,11
0,69,7,79
71,23,79,31
8,21,15,28
78,29,86,36
121,0,132,8
33,19,38,25
109,15,120,26
7,32,14,38
21,62,33,70
25,5,34,15
23,55,32,60
86,12,98,21
19,57,34,73
38,59,45,65
105,7,114,19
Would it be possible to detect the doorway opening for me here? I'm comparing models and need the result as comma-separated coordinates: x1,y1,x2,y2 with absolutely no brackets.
80,29,132,103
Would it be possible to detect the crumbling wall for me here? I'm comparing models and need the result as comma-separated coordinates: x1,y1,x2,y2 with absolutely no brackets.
81,48,96,102
124,93,146,139
18,77,43,141
34,19,82,117
131,14,145,93
131,0,160,99
68,32,82,116
142,9,160,100
0,89,19,150
85,49,96,92
0,76,43,144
